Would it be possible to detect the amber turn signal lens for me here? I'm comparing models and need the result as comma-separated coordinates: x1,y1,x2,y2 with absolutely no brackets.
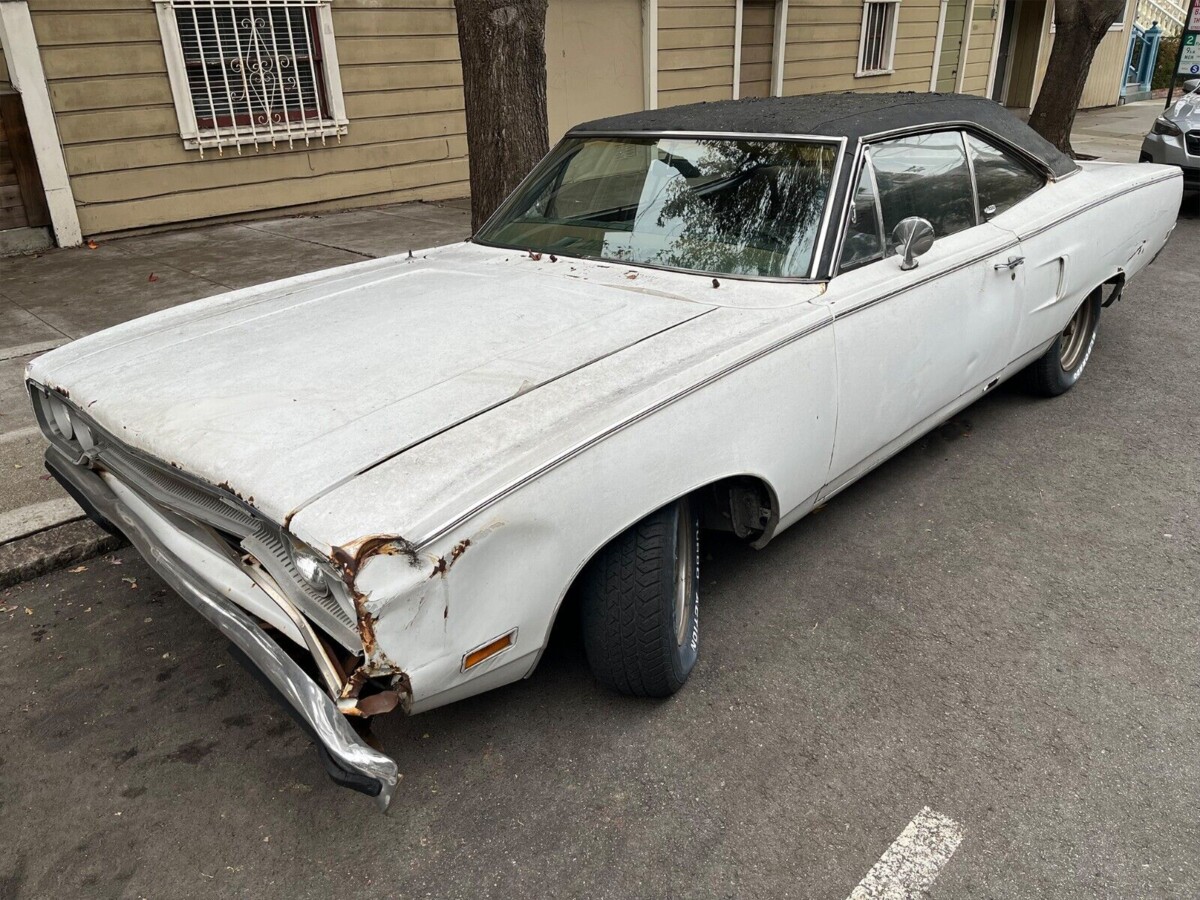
463,631,515,670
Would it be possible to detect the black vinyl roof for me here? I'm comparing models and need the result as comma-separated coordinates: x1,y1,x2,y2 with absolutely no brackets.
570,91,1078,180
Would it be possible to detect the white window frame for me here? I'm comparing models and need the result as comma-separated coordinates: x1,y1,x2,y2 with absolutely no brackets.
155,0,348,155
856,0,901,77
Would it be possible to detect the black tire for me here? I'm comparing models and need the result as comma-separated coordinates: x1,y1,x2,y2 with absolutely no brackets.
1022,288,1101,397
580,498,699,698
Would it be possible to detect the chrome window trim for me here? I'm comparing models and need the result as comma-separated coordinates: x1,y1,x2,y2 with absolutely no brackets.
963,131,1048,220
831,122,1059,276
836,149,887,274
960,130,984,226
858,120,1067,182
472,132,848,283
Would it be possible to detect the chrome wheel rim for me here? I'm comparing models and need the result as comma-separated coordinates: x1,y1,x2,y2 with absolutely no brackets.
673,510,695,647
1059,300,1095,372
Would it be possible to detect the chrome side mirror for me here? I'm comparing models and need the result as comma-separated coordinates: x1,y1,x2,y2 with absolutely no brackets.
892,217,935,271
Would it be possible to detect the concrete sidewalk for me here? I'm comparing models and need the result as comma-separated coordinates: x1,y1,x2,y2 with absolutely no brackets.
1070,98,1161,161
0,98,1173,583
0,198,470,584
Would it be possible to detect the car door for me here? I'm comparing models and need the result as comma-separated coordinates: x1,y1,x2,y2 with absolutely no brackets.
961,132,1056,362
820,130,1024,497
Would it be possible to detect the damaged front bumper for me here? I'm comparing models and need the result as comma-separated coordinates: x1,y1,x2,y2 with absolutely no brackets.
45,445,401,810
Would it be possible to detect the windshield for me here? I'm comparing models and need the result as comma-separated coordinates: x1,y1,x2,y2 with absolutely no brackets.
476,136,840,279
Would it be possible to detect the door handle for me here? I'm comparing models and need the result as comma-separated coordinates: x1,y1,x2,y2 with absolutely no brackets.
994,256,1025,271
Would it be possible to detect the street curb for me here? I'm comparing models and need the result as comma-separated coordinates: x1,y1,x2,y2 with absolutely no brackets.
0,520,127,589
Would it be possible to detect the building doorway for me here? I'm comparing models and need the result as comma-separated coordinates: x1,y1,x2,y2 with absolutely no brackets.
0,92,50,234
992,0,1047,109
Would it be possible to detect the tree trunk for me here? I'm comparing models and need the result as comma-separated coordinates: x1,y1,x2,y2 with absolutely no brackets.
1027,0,1125,156
454,0,550,233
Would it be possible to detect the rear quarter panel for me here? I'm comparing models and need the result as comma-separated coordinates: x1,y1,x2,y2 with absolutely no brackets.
992,162,1181,360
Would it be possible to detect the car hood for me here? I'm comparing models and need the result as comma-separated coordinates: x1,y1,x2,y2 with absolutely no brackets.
1163,93,1200,127
28,245,715,523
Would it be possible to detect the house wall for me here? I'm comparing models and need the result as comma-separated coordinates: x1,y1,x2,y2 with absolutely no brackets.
936,0,968,92
657,0,738,105
29,0,469,235
0,41,10,91
20,0,1014,238
546,0,644,140
1030,0,1135,110
782,0,947,95
960,0,997,95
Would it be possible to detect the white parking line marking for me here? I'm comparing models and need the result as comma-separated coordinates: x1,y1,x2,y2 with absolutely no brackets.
846,807,964,900
0,339,67,363
0,498,84,545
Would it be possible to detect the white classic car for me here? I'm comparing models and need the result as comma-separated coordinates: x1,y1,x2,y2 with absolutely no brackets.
28,93,1181,809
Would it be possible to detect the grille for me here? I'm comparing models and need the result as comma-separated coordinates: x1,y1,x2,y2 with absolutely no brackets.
1186,132,1200,157
96,441,358,643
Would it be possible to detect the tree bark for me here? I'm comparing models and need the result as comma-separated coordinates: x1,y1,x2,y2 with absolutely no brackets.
1027,0,1126,156
453,0,550,232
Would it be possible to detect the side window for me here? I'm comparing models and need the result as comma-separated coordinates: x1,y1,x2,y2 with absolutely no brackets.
840,162,884,271
869,131,977,248
965,133,1045,217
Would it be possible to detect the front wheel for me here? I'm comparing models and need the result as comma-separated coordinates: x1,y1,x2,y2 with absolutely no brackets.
1022,289,1101,397
580,498,699,698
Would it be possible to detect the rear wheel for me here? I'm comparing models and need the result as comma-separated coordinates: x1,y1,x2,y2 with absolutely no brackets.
580,498,699,698
1022,289,1101,397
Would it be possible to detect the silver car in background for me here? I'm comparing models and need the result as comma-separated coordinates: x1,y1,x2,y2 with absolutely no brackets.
1141,78,1200,191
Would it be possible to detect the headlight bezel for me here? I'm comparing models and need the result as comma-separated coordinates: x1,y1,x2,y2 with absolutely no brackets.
1152,117,1183,138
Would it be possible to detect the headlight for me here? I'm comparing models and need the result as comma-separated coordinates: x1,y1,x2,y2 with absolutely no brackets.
48,395,74,440
289,540,329,592
1152,118,1182,137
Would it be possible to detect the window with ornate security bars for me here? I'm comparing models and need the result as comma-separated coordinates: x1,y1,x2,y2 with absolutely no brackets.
154,0,348,154
856,0,900,76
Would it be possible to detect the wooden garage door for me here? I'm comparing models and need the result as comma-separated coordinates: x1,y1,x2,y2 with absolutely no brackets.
0,93,50,232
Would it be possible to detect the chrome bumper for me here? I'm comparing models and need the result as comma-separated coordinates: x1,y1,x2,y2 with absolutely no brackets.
45,446,400,811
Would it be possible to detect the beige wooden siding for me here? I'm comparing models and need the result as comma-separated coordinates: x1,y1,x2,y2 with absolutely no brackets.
781,0,945,96
959,0,997,95
29,0,469,236
658,0,737,105
0,42,10,91
1031,2,1134,110
739,1,777,98
936,0,968,92
546,0,644,141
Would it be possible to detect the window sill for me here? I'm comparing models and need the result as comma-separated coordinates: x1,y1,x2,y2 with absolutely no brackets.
855,69,895,78
183,122,348,153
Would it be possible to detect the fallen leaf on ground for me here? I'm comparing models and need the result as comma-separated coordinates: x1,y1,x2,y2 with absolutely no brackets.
68,566,87,574
148,273,158,282
86,239,99,250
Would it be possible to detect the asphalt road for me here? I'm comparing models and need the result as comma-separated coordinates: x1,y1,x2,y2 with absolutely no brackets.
2,204,1197,900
